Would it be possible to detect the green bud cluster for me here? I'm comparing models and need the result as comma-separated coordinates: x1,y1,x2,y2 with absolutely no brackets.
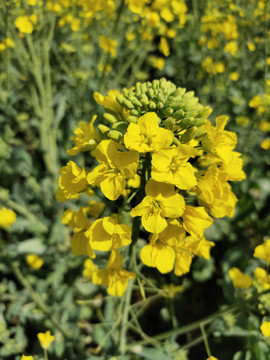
101,78,212,143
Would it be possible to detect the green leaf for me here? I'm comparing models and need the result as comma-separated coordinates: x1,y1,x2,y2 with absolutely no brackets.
17,238,46,255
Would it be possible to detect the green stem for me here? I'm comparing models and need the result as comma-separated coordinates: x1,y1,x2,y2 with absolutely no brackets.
9,260,73,340
44,348,48,360
200,322,211,357
119,277,134,355
126,303,238,349
100,0,125,91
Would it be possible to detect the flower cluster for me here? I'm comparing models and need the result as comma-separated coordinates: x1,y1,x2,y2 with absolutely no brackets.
229,237,270,337
57,78,245,296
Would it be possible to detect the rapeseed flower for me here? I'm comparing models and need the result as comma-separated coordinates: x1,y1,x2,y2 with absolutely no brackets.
58,78,245,296
26,254,44,269
86,214,132,251
67,116,101,155
124,112,173,153
99,35,118,56
87,140,139,200
56,161,89,201
228,267,253,289
92,251,135,296
37,330,55,349
151,144,197,190
14,16,34,34
83,258,98,279
261,321,270,337
254,239,270,263
131,179,185,233
0,207,16,228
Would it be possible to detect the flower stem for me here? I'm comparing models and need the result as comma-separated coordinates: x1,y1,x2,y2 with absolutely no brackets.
9,260,73,340
126,303,239,349
44,349,48,360
200,322,211,357
119,277,134,355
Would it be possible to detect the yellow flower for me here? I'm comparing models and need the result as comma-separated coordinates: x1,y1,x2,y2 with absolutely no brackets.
247,42,256,51
197,165,238,218
213,62,225,74
130,179,185,234
71,18,80,32
167,29,176,38
87,200,105,218
261,321,270,337
153,57,165,70
161,8,174,22
224,41,238,55
182,205,213,238
159,37,170,57
87,140,139,201
229,72,239,81
21,356,34,360
14,16,33,34
124,112,174,153
259,120,270,131
55,161,89,201
0,207,16,228
207,38,219,49
28,0,37,5
86,214,132,251
236,115,249,126
254,239,270,263
261,138,270,150
26,254,44,269
94,90,127,119
37,330,55,349
141,218,214,276
126,32,136,41
254,267,270,289
61,207,94,257
5,38,15,48
126,0,145,14
249,95,262,108
83,258,98,279
207,357,218,360
99,35,118,57
67,115,101,156
228,267,253,289
0,43,6,51
30,14,38,24
151,144,197,190
92,251,135,296
200,116,245,182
